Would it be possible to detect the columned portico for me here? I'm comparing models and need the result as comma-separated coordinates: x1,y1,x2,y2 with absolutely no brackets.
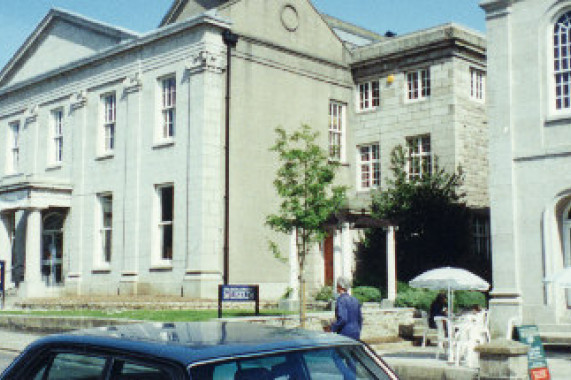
0,183,71,298
0,213,12,285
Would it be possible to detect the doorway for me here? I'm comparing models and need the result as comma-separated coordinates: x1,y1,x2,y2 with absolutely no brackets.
42,212,64,286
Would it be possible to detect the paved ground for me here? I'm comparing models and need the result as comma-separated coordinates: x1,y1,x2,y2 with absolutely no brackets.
1,329,570,378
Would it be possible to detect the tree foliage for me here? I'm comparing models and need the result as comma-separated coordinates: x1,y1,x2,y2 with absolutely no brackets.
267,125,346,324
355,145,480,287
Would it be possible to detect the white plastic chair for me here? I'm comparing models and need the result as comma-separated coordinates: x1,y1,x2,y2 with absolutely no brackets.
420,311,435,347
454,319,486,367
433,316,453,361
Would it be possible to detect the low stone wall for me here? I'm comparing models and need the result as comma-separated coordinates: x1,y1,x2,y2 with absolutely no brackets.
224,305,416,343
0,304,416,341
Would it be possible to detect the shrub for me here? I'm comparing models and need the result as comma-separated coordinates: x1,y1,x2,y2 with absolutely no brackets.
314,286,334,302
394,281,487,312
395,283,437,311
455,291,486,311
352,286,382,303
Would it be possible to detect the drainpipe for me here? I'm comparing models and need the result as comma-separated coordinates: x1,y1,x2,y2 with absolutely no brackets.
222,30,238,285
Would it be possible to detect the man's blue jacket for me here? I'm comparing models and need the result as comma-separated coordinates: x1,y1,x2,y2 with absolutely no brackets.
330,292,363,340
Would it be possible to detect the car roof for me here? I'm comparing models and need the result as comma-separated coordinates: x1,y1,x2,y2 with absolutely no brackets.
28,321,358,367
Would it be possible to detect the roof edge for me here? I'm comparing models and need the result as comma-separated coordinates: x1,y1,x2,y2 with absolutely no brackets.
0,11,231,97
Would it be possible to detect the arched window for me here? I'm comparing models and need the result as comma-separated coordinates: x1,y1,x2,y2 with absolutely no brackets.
563,204,571,266
43,213,64,232
554,11,571,110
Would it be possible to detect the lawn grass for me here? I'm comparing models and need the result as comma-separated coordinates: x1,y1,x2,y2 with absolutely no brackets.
0,309,294,322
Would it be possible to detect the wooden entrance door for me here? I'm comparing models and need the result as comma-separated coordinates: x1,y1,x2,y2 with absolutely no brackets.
324,235,334,286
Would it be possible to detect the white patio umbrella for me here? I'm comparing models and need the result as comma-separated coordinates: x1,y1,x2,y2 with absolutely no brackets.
409,266,490,361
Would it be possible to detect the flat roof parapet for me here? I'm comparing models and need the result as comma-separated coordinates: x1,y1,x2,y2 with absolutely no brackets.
351,23,486,64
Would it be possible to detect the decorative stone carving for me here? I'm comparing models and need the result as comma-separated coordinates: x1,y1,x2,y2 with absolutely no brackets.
70,90,87,110
186,50,225,74
123,72,142,93
24,104,38,122
281,5,299,32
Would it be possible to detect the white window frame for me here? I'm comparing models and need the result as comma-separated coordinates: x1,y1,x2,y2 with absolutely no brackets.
406,135,432,180
406,68,431,101
328,101,346,161
7,121,20,174
357,81,380,111
357,144,380,191
159,76,176,140
155,184,174,263
472,216,491,261
470,68,486,101
101,93,116,154
97,193,113,266
553,11,571,112
563,203,571,267
50,108,64,165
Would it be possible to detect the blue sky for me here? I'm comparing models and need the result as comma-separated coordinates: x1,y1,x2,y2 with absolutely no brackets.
0,0,485,70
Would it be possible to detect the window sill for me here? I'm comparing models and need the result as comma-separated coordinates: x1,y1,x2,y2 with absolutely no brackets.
153,139,175,150
150,263,173,272
405,97,429,103
46,164,62,171
545,113,571,127
328,159,350,167
2,172,23,180
92,266,111,274
356,107,379,114
356,187,379,194
95,153,114,161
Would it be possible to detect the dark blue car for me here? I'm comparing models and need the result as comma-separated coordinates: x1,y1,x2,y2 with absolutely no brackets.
1,321,398,379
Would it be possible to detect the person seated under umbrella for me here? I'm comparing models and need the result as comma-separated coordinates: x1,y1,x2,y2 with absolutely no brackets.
428,292,448,329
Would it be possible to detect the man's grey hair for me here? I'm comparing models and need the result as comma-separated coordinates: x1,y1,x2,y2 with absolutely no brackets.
336,276,351,290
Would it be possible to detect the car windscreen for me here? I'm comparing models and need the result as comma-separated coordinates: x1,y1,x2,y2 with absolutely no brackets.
189,344,395,380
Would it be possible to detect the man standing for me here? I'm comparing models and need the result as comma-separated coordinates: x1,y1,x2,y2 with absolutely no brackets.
329,277,362,340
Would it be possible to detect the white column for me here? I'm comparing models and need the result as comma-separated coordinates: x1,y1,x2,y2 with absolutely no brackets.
387,225,397,303
25,209,42,289
333,230,342,285
0,214,11,285
341,223,353,279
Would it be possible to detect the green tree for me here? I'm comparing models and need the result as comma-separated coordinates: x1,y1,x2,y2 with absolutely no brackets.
267,125,346,326
355,145,481,287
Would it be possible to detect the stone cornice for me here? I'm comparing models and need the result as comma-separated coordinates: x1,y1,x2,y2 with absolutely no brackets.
0,12,230,98
480,0,521,19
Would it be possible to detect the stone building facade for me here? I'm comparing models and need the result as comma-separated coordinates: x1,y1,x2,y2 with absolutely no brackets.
482,0,571,336
0,0,489,300
349,24,488,209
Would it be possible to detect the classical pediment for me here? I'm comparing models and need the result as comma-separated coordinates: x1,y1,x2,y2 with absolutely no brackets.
0,8,139,89
161,0,347,64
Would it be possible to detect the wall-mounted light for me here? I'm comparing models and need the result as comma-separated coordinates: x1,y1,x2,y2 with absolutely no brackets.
387,75,395,85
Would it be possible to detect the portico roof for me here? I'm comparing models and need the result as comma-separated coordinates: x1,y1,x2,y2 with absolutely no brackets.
325,208,393,229
0,182,72,211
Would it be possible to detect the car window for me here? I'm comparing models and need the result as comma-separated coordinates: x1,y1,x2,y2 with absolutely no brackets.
303,347,385,380
32,352,107,380
111,360,172,380
189,345,393,380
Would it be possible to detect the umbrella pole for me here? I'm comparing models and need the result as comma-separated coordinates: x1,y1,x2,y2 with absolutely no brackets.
448,286,453,363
